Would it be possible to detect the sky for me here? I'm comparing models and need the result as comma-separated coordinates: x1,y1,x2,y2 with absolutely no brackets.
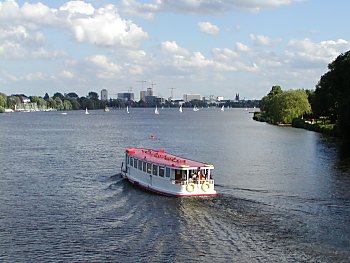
1,0,350,100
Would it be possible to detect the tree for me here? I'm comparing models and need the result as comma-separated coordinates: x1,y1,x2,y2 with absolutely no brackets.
53,92,64,100
37,98,47,109
313,50,350,145
0,92,7,108
7,96,21,109
43,93,50,101
260,85,283,114
88,91,99,100
270,90,311,124
62,100,72,110
66,92,79,99
54,97,63,110
47,97,56,109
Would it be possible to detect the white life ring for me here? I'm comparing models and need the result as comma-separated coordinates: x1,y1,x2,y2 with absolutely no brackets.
186,183,195,193
201,182,210,192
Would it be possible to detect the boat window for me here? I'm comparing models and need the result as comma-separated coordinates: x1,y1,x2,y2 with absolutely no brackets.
138,160,142,170
159,166,165,177
147,163,152,174
133,158,138,168
143,161,147,172
175,170,182,181
130,157,134,167
152,164,158,176
165,167,170,178
170,169,175,179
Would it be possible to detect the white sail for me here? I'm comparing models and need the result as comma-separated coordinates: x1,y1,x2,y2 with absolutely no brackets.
193,105,199,112
155,106,159,115
85,108,89,115
126,106,129,114
221,105,225,112
179,105,182,113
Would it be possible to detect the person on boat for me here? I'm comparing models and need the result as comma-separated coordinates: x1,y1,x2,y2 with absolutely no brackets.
191,173,198,183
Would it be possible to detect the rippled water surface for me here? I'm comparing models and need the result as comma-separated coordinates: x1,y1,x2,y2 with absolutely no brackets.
1,108,350,262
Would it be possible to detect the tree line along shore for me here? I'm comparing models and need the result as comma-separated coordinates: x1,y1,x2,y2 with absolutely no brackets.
0,91,259,113
254,50,350,148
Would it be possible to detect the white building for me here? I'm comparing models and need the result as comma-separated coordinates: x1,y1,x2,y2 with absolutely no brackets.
101,89,108,101
183,94,201,102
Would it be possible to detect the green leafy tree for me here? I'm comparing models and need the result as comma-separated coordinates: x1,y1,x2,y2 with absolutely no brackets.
29,96,40,104
37,98,47,109
66,92,79,99
0,92,7,108
7,96,21,109
260,85,283,114
47,97,56,109
313,50,350,145
54,97,63,110
63,99,72,110
53,92,64,100
88,91,99,100
43,93,50,101
270,90,311,124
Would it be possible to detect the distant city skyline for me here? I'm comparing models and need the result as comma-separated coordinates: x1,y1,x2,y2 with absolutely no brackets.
1,0,350,99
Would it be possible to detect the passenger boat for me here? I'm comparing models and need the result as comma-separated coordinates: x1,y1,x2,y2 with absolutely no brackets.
121,148,217,196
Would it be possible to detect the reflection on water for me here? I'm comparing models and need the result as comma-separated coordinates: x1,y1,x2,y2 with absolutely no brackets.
0,109,350,262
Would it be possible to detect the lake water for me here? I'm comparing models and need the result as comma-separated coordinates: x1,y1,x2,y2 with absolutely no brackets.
1,108,350,262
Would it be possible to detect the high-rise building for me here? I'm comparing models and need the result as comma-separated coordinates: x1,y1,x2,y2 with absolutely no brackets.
101,89,108,101
183,94,201,102
118,93,134,101
140,90,146,101
146,88,153,96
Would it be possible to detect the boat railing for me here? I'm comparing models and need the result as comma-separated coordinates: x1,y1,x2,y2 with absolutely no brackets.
171,179,214,185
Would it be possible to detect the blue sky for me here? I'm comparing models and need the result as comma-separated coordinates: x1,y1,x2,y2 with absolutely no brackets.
1,0,350,100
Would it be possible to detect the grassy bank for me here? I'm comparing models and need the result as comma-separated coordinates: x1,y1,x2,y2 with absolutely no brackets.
253,112,338,137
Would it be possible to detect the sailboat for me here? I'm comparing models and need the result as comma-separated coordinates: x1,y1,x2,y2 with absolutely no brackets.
155,106,159,115
193,105,199,112
179,105,183,113
221,105,225,112
126,106,129,114
85,108,89,115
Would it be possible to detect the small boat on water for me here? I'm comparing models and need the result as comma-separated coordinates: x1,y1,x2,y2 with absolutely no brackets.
104,106,110,112
179,105,183,113
121,148,217,196
221,105,225,112
193,105,199,112
85,108,89,115
126,106,130,114
155,106,159,115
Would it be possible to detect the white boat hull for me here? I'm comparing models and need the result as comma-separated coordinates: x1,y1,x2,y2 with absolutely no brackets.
122,165,217,197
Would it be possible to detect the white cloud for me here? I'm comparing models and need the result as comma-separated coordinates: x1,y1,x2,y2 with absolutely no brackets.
160,41,190,56
286,38,350,66
250,34,280,46
67,5,148,48
59,70,74,79
120,0,159,19
118,0,298,17
198,21,219,35
235,42,250,52
0,1,148,48
86,55,122,78
24,72,46,81
59,1,95,15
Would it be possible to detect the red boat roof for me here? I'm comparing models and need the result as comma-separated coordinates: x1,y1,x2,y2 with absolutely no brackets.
125,148,214,169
